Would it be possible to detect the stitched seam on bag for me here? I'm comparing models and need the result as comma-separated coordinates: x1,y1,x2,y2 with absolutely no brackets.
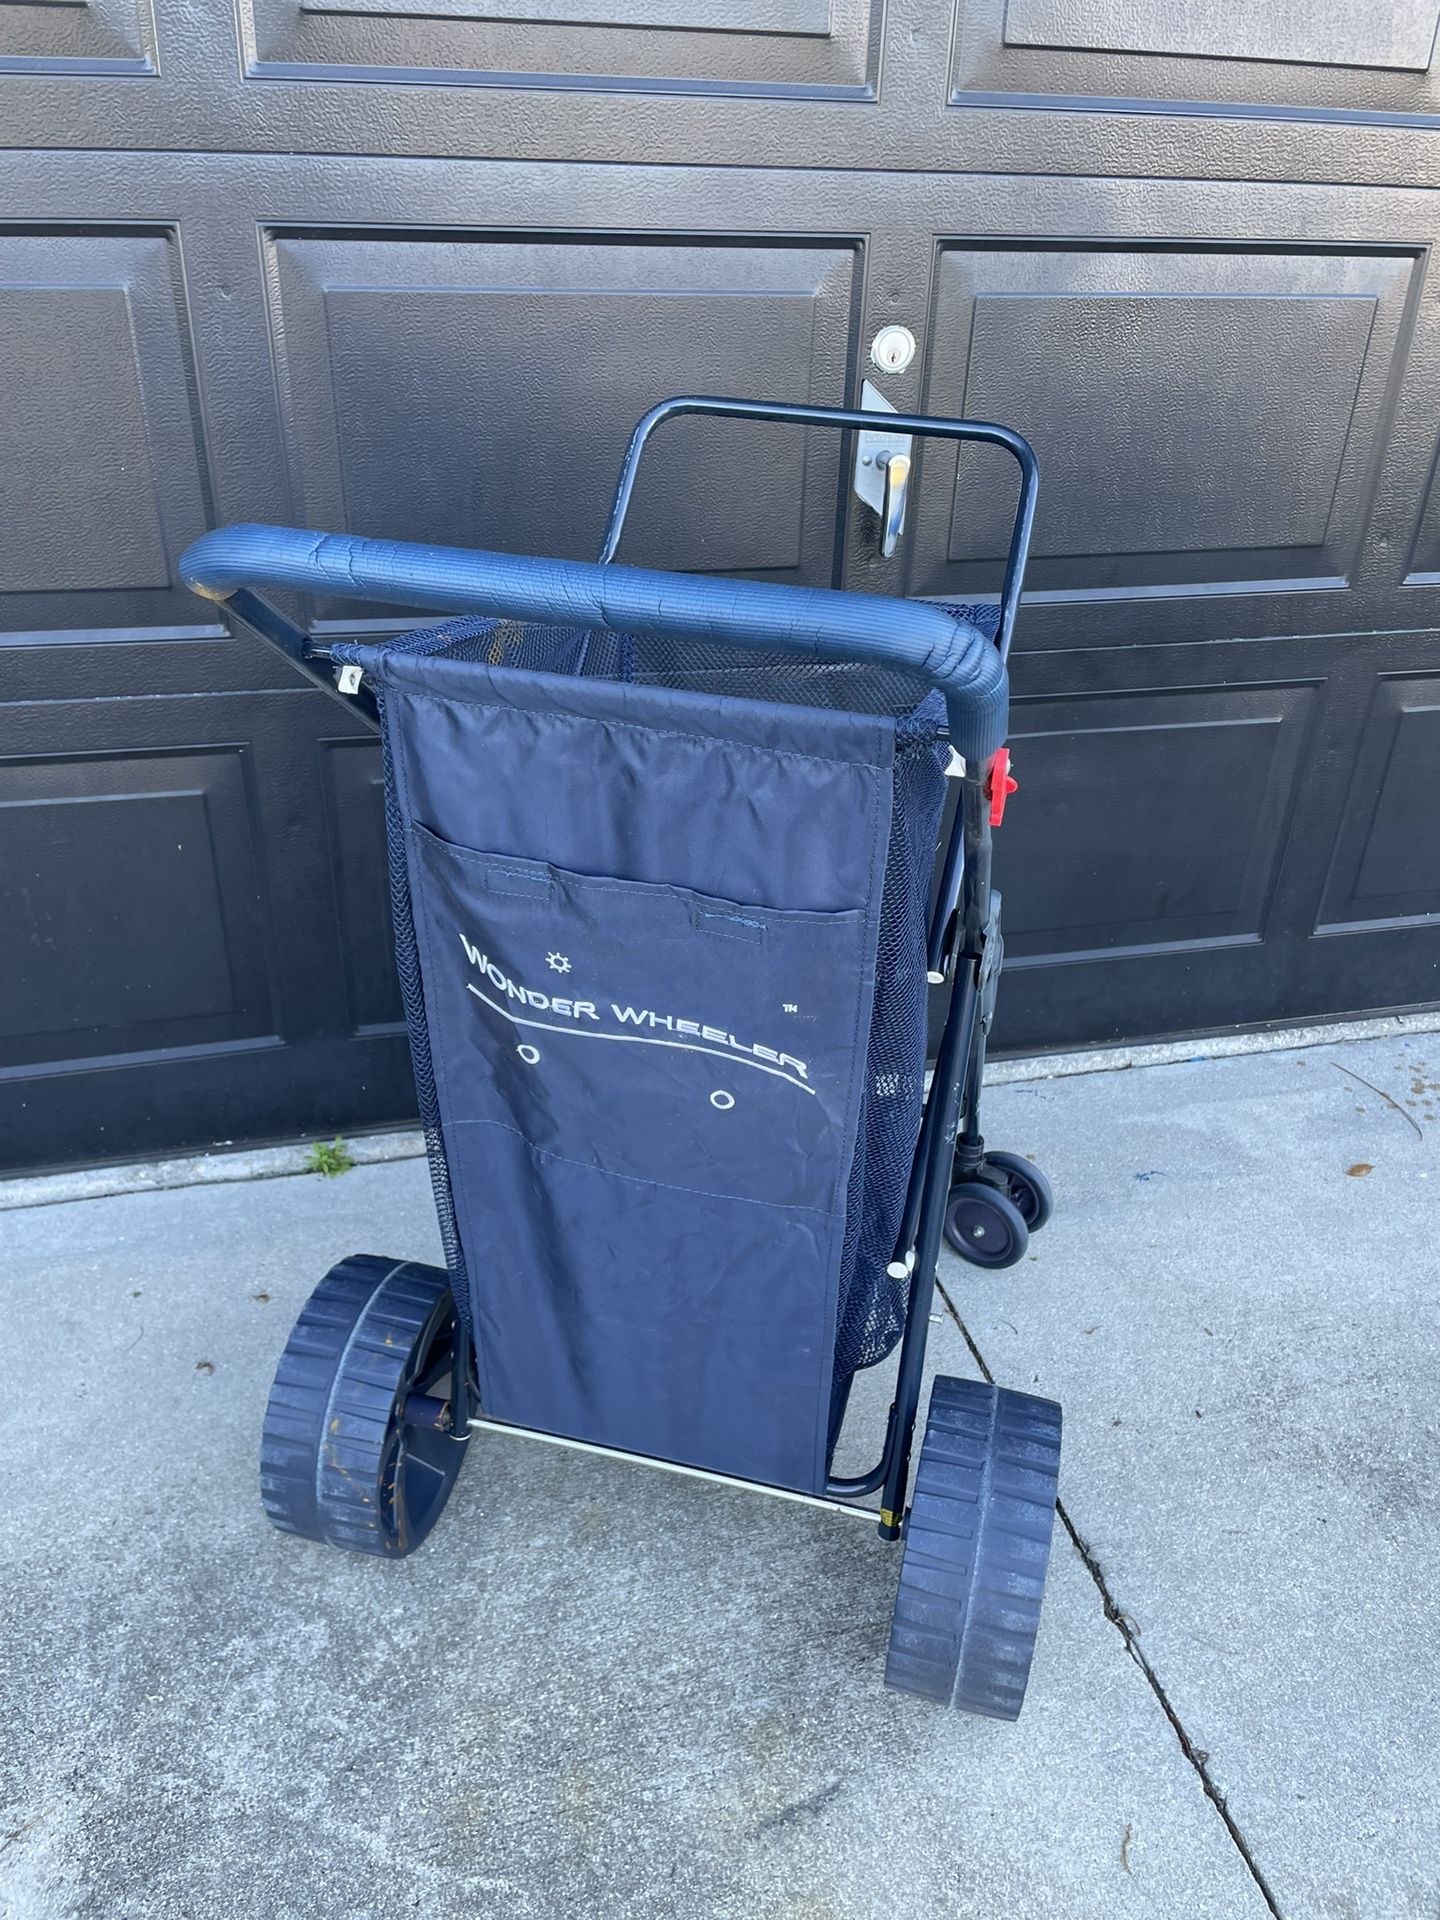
412,823,866,927
693,922,766,945
448,1116,837,1220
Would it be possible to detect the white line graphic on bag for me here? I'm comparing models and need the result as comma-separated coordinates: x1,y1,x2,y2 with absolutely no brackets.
459,933,815,1097
465,986,815,1096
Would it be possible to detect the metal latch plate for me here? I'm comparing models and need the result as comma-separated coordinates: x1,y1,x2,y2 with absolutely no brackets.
853,379,913,518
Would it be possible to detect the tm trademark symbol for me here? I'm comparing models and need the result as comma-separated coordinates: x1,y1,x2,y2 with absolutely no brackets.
783,1003,799,1013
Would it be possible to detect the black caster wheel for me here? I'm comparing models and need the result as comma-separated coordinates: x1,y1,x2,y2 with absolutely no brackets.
885,1376,1061,1719
944,1181,1030,1268
983,1151,1054,1234
260,1254,467,1557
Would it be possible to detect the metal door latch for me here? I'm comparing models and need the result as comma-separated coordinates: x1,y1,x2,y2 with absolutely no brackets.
853,379,913,558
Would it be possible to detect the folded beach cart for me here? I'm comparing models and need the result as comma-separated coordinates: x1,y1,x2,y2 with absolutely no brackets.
182,395,1062,1718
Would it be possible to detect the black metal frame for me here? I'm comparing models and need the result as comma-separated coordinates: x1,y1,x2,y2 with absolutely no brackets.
197,394,1038,1541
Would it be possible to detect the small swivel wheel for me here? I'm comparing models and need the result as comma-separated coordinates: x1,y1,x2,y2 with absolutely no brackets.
944,1182,1030,1268
944,1152,1053,1266
984,1150,1054,1233
886,1376,1061,1719
261,1254,467,1556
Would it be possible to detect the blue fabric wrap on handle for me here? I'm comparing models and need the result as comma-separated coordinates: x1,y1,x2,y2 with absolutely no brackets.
179,523,1009,761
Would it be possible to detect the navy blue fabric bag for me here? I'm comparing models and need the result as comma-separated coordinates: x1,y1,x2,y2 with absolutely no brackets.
335,618,959,1495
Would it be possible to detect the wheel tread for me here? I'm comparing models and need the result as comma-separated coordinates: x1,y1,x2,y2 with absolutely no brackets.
259,1254,464,1558
885,1376,1061,1720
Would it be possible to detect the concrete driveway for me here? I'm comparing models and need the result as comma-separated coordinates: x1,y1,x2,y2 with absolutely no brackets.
2,1026,1436,1919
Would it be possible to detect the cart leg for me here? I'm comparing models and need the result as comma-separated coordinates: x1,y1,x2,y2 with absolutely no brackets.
952,985,990,1179
952,881,1001,1169
944,800,1054,1262
876,781,990,1536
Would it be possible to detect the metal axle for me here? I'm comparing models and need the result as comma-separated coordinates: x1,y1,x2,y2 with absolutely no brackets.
467,1415,883,1527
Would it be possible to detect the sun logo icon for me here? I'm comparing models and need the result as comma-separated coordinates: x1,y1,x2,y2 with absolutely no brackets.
546,952,571,975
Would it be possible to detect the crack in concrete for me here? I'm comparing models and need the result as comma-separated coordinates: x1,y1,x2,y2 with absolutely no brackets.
748,1777,845,1838
1056,1506,1285,1919
935,1274,1286,1920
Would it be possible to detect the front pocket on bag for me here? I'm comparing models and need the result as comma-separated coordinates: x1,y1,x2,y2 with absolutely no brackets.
409,823,872,1216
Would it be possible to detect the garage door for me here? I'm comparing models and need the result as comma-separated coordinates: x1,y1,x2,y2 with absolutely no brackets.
4,1,1440,1169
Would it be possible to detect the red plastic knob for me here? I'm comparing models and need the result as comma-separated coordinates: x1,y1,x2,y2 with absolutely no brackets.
986,747,1018,826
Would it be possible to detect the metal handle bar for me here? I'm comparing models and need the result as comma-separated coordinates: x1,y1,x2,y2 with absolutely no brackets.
598,394,1039,666
180,522,1010,759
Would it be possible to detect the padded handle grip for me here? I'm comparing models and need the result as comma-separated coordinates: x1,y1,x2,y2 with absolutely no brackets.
180,524,1009,758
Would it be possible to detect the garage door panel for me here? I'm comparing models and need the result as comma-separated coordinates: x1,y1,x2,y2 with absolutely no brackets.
950,0,1440,121
0,686,401,1163
993,918,1440,1053
266,234,857,600
243,0,876,93
0,0,153,74
0,229,215,646
1002,0,1438,70
0,743,274,1075
319,737,402,1036
994,681,1317,965
987,632,1440,1051
913,245,1416,604
1400,451,1440,582
1317,674,1440,932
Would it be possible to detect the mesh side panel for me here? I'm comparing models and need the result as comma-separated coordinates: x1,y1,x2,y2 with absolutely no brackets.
375,606,997,716
825,606,995,1374
383,613,635,682
627,637,932,719
833,701,947,1375
365,603,992,1390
